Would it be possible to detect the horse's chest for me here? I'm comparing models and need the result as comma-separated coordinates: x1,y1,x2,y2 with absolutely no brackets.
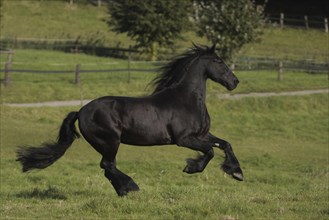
172,106,210,137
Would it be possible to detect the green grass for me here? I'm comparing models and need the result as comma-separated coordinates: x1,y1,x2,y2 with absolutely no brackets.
1,94,328,219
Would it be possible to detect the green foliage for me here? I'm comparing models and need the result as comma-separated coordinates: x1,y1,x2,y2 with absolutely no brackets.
196,0,265,60
107,0,191,60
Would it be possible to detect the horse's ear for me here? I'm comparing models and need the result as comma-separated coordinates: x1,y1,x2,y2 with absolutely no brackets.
210,43,217,53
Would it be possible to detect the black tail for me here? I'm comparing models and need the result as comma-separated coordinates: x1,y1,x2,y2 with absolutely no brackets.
16,111,80,172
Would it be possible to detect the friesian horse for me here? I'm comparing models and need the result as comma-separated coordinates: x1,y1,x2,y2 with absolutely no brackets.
16,44,243,196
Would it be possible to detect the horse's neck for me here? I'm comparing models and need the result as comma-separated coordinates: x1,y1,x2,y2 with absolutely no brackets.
176,62,207,104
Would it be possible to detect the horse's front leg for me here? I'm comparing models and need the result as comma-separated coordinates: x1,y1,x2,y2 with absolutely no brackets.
177,137,214,174
208,133,243,181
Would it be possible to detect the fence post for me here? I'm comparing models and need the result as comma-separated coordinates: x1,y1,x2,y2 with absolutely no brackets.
72,35,81,54
280,13,284,28
98,0,101,8
7,51,13,63
127,46,131,83
75,64,81,85
304,15,309,29
324,18,328,33
3,51,14,87
231,63,235,72
278,61,283,81
4,62,11,87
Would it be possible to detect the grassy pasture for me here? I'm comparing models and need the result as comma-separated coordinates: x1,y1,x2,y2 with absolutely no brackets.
0,93,328,219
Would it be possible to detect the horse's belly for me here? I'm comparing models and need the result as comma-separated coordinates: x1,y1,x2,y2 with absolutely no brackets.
121,126,172,146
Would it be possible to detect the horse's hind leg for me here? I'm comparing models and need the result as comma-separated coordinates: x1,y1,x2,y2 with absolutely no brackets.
96,139,139,196
78,103,139,196
84,134,139,196
100,155,139,197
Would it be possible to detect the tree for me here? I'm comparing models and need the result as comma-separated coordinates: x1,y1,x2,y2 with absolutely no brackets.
107,0,191,60
196,0,264,61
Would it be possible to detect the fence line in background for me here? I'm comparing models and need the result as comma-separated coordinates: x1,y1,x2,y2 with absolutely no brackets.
1,49,328,87
272,13,328,32
1,61,328,87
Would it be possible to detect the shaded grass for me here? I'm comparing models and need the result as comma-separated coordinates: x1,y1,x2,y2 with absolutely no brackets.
0,94,328,219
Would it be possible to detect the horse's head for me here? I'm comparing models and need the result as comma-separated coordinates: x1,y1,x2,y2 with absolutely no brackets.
204,44,239,91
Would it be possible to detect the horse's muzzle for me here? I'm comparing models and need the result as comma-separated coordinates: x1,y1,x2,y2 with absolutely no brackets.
227,77,239,91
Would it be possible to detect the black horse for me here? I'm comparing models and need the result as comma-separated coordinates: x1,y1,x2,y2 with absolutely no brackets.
16,44,243,196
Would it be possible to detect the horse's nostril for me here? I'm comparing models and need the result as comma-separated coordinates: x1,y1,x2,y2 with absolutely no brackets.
234,78,239,84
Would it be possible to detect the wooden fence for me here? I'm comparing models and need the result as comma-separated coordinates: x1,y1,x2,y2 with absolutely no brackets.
269,13,328,32
0,49,155,86
0,50,14,87
1,50,328,87
1,64,156,87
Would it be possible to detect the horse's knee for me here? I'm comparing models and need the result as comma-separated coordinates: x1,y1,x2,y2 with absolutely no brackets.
208,148,214,158
100,158,115,170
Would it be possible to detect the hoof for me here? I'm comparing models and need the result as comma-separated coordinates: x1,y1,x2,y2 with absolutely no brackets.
221,164,244,181
183,164,197,174
117,190,128,197
232,172,244,181
115,180,140,197
183,158,203,174
183,165,191,173
126,179,140,192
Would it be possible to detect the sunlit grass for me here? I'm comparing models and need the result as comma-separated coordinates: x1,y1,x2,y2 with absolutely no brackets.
0,94,328,219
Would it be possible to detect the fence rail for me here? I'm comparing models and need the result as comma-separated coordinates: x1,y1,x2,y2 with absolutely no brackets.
268,13,328,31
1,47,328,87
1,61,328,87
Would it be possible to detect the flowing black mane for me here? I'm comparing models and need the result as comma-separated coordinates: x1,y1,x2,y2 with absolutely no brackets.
151,45,215,94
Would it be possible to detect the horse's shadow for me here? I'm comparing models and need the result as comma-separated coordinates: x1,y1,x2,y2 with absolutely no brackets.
15,186,67,200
